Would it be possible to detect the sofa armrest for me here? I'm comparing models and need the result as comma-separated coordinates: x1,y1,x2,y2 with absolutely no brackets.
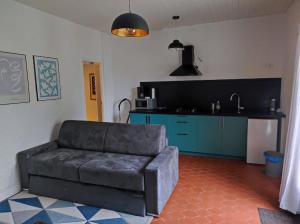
145,146,179,215
17,141,58,188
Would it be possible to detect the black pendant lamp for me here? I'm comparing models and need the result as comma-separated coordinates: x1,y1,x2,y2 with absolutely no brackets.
168,16,184,51
111,0,149,37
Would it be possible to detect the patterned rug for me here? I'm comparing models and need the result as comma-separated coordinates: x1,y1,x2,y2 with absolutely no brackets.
0,191,153,224
258,208,300,224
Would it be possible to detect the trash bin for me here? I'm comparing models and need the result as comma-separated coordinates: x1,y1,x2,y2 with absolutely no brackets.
264,151,284,177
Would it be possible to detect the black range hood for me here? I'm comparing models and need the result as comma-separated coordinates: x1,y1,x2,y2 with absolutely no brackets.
170,45,202,76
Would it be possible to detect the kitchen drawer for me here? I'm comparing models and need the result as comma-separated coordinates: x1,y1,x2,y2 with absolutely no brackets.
169,115,197,131
169,132,197,152
168,115,198,152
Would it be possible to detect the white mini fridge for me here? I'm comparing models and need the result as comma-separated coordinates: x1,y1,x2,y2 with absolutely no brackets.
247,119,278,164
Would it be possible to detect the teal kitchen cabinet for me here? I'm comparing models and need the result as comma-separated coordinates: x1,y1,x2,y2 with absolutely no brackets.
221,116,248,157
168,115,198,153
130,113,170,130
130,113,148,124
130,113,248,158
148,114,171,135
148,114,169,126
196,116,222,155
196,116,247,157
173,115,247,157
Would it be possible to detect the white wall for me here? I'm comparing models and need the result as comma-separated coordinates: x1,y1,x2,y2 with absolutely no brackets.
0,0,293,201
111,14,286,118
0,0,107,200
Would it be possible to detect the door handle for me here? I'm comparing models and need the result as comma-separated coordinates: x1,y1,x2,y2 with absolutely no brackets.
222,117,225,129
176,121,188,124
219,117,224,129
177,133,188,136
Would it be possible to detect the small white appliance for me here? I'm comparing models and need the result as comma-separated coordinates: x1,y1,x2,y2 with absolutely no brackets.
247,119,278,164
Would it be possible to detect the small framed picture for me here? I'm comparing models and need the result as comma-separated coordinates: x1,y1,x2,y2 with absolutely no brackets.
89,73,96,100
33,55,61,101
0,51,30,105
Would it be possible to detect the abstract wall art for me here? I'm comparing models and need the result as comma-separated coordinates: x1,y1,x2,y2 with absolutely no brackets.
33,56,61,101
0,51,30,105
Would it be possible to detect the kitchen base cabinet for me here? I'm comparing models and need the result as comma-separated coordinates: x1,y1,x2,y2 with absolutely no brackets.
148,114,171,138
197,116,222,155
130,113,147,124
130,113,248,159
168,115,198,153
221,117,248,157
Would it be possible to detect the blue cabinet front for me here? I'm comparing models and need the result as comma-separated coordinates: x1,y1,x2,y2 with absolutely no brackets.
130,113,247,158
221,116,247,157
196,116,222,155
168,115,198,153
148,114,171,136
130,113,147,124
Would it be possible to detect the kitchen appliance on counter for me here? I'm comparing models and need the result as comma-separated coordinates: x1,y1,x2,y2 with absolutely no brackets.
247,119,278,164
135,98,157,109
135,86,157,109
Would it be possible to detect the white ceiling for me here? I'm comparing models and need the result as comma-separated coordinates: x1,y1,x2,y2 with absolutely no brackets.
13,0,294,33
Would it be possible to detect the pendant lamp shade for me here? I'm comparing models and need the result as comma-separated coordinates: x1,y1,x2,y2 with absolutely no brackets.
111,0,149,37
111,12,149,37
168,39,184,51
168,16,184,50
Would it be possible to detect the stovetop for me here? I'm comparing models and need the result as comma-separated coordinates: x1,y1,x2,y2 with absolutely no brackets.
175,107,198,113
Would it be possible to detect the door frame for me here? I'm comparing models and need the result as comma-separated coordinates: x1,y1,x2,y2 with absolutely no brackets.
82,61,103,122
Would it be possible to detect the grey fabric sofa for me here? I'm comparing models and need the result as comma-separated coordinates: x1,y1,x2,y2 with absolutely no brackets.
18,120,179,216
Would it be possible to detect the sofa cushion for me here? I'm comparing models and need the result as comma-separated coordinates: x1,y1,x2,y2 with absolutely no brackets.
79,153,152,191
104,123,166,156
58,120,109,152
29,148,103,182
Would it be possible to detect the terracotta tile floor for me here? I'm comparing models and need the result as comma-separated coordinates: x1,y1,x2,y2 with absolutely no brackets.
152,155,281,224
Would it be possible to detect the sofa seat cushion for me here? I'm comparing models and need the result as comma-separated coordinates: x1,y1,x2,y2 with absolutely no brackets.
29,148,103,182
79,153,153,192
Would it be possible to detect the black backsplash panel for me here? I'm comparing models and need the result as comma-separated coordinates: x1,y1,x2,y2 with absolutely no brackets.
140,78,281,112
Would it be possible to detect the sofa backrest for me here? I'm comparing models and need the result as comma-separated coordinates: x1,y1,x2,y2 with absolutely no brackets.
104,123,166,156
58,120,109,152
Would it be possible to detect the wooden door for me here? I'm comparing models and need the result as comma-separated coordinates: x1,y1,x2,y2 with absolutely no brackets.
83,63,103,121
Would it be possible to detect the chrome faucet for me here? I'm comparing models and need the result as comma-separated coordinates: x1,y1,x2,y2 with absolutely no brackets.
230,93,244,114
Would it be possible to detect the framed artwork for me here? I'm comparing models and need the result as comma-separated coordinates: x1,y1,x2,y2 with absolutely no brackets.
89,73,96,100
0,51,30,105
33,56,61,101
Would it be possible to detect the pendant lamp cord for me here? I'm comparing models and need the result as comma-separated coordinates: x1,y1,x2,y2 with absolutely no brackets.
129,0,131,13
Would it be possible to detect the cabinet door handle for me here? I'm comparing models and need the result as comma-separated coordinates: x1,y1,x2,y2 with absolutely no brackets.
176,121,188,124
222,117,224,129
177,133,188,136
